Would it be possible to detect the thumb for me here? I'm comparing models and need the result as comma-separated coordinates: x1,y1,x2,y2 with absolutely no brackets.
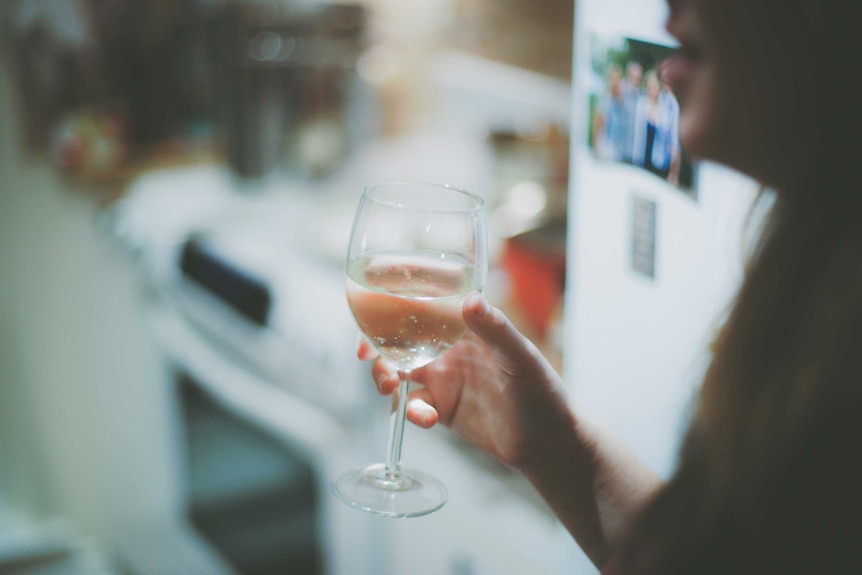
462,292,545,373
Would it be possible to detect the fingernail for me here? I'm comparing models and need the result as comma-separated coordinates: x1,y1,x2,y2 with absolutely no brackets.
411,400,435,425
375,373,388,391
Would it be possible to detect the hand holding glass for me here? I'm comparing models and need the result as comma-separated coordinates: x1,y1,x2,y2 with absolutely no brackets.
333,181,488,517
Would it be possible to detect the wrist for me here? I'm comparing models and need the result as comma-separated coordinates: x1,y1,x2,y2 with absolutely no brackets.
514,389,588,478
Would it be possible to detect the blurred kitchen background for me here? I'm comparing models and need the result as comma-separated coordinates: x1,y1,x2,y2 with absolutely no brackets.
0,0,759,573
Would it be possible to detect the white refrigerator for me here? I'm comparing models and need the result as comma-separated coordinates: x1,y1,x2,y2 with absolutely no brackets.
564,0,758,571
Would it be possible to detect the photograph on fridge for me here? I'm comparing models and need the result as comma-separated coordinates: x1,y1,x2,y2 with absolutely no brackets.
587,32,699,199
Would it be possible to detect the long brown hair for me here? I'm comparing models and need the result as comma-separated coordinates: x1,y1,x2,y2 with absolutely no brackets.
615,1,862,572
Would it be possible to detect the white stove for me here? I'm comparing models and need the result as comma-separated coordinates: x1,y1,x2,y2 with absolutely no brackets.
105,164,385,575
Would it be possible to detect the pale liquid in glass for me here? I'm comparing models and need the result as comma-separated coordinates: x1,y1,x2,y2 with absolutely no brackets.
346,250,476,372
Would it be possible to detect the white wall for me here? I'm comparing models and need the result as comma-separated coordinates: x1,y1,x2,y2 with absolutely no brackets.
0,57,179,548
563,0,758,571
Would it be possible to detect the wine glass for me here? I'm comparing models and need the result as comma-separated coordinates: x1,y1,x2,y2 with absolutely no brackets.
333,181,488,517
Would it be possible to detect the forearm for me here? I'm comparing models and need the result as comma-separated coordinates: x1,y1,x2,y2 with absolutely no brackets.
519,407,664,567
452,295,664,565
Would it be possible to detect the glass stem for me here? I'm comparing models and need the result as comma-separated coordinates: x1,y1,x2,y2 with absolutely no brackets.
385,371,411,478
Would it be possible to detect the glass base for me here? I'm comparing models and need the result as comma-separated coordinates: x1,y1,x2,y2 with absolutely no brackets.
332,463,447,518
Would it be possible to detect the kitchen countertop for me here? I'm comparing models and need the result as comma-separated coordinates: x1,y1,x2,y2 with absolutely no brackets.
110,140,563,374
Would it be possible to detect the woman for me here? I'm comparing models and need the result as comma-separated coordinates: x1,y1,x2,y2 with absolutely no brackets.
632,69,680,183
360,0,862,572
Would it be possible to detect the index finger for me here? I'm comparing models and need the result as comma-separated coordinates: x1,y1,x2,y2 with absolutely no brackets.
356,334,379,361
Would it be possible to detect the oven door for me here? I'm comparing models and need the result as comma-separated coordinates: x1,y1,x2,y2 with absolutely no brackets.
121,300,382,575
